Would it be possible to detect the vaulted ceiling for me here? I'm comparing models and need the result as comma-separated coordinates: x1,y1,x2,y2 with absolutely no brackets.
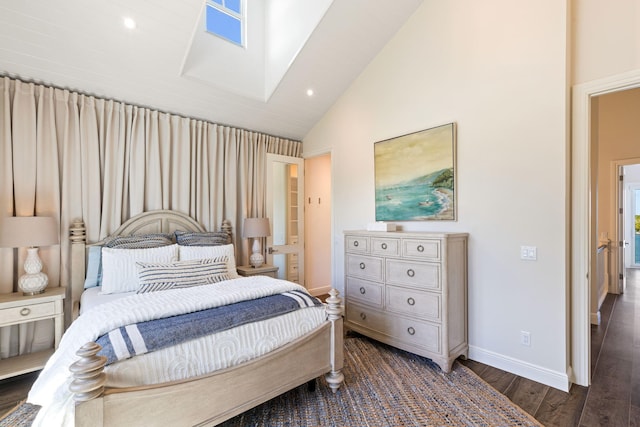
0,0,423,140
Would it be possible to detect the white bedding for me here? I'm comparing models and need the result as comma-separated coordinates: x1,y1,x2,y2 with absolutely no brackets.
28,276,327,427
79,286,134,314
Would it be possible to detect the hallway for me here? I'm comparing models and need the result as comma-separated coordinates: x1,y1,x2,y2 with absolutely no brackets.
578,268,640,426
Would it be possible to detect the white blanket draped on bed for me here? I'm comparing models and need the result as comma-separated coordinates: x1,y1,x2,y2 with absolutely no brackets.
27,277,326,427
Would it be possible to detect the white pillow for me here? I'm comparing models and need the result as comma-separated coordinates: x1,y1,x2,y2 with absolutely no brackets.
101,244,179,294
179,243,239,279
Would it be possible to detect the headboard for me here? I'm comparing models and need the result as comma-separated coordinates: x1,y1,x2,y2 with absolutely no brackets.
69,210,232,321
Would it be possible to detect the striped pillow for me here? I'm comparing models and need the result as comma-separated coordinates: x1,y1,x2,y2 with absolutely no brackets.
104,233,174,249
136,257,230,294
175,230,230,246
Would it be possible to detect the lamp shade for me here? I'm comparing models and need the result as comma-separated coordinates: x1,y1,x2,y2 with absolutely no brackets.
242,218,271,238
0,216,59,248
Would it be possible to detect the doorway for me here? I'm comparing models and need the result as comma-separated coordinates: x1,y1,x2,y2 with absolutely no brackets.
304,153,332,296
573,70,640,387
265,154,304,285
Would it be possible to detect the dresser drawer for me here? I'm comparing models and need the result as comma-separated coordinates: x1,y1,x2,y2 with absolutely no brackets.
346,277,383,308
346,254,383,281
386,259,440,290
345,235,370,254
0,301,56,325
371,237,400,257
386,286,441,322
346,304,441,354
402,238,440,261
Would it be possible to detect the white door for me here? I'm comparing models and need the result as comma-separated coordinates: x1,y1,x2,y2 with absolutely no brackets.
265,154,304,285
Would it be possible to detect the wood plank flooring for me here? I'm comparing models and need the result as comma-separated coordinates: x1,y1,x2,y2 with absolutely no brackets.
1,271,638,425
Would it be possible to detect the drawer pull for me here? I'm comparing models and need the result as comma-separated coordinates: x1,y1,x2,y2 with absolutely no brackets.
417,245,424,252
360,312,367,320
407,297,415,306
20,308,31,316
359,262,366,270
381,243,388,250
407,269,415,277
354,241,359,247
359,287,366,295
407,327,416,336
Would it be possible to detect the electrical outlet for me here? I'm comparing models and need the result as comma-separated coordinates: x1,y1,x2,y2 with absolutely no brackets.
520,331,531,347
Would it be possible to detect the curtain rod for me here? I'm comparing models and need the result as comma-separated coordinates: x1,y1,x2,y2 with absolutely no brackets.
0,72,301,143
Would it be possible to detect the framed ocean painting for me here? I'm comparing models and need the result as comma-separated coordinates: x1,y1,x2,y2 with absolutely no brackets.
374,123,456,221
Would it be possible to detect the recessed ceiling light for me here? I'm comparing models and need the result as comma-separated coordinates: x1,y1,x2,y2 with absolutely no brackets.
123,17,136,30
306,89,314,97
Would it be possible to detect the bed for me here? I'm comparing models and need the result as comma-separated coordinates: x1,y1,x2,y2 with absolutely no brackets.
27,210,344,426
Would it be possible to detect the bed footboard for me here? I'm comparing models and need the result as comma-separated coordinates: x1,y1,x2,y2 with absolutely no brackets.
71,290,344,426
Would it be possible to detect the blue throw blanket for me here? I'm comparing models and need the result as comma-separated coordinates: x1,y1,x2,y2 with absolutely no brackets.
95,290,321,365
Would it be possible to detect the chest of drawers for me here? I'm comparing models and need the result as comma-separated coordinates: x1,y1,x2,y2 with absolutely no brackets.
344,231,468,372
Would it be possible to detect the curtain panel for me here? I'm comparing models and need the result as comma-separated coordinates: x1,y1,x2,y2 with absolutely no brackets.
0,76,301,358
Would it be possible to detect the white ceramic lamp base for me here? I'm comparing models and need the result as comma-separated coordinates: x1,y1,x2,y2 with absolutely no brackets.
19,247,48,295
250,238,264,268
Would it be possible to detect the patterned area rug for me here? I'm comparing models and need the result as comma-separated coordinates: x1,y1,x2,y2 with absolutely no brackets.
0,402,39,427
221,335,543,426
1,336,543,427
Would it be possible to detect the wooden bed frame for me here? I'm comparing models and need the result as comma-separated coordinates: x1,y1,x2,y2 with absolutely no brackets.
67,210,344,426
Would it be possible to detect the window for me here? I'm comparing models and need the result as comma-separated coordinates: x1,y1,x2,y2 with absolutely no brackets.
206,0,244,47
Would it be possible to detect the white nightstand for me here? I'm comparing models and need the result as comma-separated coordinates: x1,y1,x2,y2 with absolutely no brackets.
236,265,279,278
0,287,65,380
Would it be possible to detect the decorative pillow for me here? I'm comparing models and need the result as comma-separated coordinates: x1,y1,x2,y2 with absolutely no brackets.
101,244,179,294
175,230,230,246
136,257,230,294
83,245,103,289
179,244,239,279
103,233,174,249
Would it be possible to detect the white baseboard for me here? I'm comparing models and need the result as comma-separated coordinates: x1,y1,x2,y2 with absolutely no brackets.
590,310,601,325
307,285,332,297
468,345,570,392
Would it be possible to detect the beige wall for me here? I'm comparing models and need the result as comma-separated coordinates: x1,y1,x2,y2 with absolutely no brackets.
572,0,640,84
304,0,569,388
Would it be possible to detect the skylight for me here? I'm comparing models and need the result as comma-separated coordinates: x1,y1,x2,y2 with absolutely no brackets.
206,0,244,47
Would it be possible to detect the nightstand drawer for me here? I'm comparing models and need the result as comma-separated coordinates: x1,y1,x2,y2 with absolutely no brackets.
1,301,56,325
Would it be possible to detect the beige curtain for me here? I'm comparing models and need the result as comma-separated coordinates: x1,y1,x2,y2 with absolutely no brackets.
0,76,301,358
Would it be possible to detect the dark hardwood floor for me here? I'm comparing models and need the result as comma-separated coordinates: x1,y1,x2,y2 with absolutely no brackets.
460,268,640,426
2,272,639,425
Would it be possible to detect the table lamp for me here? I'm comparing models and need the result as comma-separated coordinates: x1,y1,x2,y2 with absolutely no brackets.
0,216,59,295
243,218,270,268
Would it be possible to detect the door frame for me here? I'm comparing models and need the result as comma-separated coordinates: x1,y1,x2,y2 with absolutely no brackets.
611,160,640,292
572,69,640,387
265,153,305,284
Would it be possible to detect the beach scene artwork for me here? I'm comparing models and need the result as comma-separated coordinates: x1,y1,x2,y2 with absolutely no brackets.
375,123,456,221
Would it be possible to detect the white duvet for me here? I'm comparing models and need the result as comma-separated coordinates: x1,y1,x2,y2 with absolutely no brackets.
27,276,326,427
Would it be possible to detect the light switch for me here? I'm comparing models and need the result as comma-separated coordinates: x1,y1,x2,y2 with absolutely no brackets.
520,246,537,261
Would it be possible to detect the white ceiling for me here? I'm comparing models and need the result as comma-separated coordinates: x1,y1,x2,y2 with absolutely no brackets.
0,0,422,140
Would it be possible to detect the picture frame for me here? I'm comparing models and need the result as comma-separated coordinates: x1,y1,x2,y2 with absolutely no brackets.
374,123,457,221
